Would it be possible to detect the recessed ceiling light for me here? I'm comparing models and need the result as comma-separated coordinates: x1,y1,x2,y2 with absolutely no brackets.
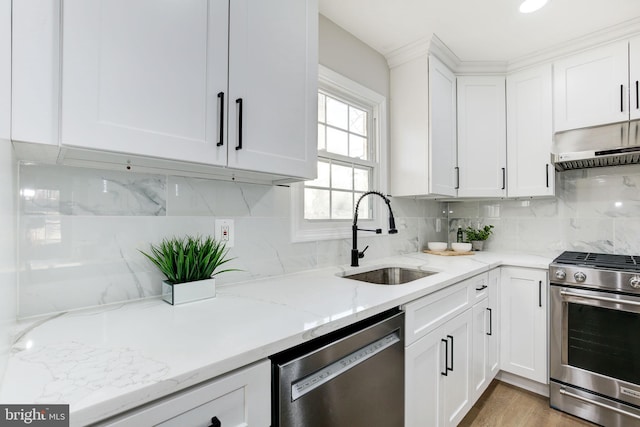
519,0,549,13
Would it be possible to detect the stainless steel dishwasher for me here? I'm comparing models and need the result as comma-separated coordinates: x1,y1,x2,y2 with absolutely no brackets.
271,309,404,427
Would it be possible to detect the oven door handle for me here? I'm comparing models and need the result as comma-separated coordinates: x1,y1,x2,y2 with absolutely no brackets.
560,289,640,307
559,388,640,421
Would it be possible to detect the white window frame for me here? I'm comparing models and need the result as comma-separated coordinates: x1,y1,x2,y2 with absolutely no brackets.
291,65,388,242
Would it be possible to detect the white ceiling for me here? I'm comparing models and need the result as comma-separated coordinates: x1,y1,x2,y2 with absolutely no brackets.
319,0,640,62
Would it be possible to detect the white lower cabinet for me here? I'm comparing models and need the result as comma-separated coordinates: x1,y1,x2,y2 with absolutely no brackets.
406,309,473,427
405,271,497,427
101,360,271,427
500,267,548,384
471,268,500,402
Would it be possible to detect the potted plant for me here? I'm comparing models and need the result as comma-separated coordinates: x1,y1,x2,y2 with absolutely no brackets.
464,225,494,251
140,235,235,305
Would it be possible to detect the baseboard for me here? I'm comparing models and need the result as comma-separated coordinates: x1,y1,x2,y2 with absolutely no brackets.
496,371,549,397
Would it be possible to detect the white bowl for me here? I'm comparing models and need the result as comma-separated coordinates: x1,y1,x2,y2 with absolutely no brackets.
427,241,447,251
451,242,472,252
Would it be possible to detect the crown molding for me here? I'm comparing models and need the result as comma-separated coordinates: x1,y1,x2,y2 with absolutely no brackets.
386,17,640,74
507,16,640,72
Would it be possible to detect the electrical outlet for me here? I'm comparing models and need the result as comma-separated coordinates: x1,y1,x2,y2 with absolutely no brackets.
215,219,234,248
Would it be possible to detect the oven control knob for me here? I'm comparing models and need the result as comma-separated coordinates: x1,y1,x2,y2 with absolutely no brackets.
555,269,566,280
574,271,586,282
630,276,640,289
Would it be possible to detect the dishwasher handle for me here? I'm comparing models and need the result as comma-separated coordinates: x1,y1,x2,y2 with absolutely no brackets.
291,330,401,401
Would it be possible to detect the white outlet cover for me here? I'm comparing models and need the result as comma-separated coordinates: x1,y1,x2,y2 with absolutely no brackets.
215,219,234,248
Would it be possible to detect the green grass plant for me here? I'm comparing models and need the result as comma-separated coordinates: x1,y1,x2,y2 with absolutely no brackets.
140,235,236,284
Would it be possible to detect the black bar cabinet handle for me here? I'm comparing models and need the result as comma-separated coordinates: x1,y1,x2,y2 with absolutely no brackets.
486,308,493,336
235,98,243,150
475,284,487,291
636,80,639,110
447,335,454,372
455,167,460,190
216,92,224,147
501,168,506,190
539,280,542,307
546,164,549,188
621,84,624,112
441,338,448,376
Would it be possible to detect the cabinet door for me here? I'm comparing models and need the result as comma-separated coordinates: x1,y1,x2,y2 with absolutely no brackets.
406,327,445,427
506,64,554,198
0,0,9,140
12,0,60,146
500,267,548,384
471,298,489,402
554,40,629,131
457,76,506,198
227,0,317,179
61,0,229,166
487,268,500,379
630,36,640,120
429,55,457,197
442,309,473,427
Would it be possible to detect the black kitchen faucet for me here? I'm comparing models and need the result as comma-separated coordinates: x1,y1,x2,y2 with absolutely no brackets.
351,191,398,267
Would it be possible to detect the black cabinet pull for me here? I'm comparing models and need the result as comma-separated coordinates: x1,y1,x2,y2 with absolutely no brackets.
486,308,493,336
545,164,549,188
447,335,454,372
209,416,221,427
235,98,243,150
501,168,506,190
441,338,448,376
475,284,488,291
621,84,625,112
636,80,639,110
539,280,542,307
455,166,460,190
216,92,224,147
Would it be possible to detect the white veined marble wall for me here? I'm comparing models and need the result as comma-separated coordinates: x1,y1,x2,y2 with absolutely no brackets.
18,164,447,318
0,141,17,382
448,164,640,256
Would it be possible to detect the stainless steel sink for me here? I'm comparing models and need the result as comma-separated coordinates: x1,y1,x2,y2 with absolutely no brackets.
340,267,437,285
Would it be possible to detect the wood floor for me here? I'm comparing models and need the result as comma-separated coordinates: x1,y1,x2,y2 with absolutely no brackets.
459,380,597,427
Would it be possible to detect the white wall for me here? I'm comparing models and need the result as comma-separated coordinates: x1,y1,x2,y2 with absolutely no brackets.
319,14,389,99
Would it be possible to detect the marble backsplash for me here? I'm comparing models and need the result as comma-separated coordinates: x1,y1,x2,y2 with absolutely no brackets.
0,142,17,383
18,164,447,318
448,164,640,256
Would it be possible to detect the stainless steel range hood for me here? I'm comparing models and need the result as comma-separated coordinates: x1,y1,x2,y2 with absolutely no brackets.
551,120,640,171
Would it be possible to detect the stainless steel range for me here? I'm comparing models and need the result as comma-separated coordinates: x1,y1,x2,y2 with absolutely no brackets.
550,251,640,426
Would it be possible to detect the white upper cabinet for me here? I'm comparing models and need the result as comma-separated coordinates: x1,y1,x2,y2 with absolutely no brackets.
630,35,640,120
457,76,506,198
506,64,554,198
62,0,229,166
14,0,317,182
390,55,457,197
429,56,458,197
226,0,317,178
554,40,629,131
0,0,9,140
12,0,60,147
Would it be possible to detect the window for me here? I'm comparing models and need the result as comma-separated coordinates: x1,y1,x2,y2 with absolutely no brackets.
292,66,387,241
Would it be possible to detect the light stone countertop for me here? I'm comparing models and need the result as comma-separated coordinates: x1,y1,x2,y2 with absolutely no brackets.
0,251,553,426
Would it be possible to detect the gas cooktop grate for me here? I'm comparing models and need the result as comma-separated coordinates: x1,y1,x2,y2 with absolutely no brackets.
553,251,640,271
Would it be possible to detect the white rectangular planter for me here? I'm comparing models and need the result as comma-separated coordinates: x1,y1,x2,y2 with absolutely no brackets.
162,278,216,305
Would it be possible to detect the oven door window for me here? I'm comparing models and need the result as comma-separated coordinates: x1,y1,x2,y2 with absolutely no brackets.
568,302,640,385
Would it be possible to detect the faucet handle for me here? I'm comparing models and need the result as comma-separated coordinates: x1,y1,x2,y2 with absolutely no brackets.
359,245,369,259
